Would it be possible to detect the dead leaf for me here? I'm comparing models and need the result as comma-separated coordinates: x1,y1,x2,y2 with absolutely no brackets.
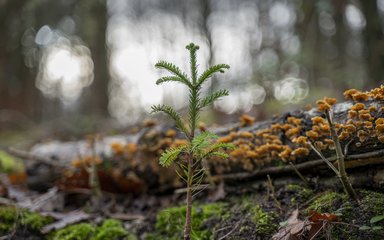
309,210,338,222
272,209,305,240
287,209,299,224
290,221,305,235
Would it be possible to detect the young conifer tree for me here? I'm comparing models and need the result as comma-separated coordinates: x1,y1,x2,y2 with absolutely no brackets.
152,43,233,240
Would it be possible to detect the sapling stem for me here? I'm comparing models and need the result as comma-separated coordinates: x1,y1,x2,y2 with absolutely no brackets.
324,110,359,202
184,151,193,240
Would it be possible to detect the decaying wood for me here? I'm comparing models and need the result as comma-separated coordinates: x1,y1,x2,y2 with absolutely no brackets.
214,149,384,181
6,147,69,169
6,99,384,193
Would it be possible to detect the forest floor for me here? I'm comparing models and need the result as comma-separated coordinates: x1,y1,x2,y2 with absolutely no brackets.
1,169,384,240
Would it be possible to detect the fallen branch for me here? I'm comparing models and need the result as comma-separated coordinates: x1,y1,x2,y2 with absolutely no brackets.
105,212,145,221
41,210,91,234
19,187,58,211
213,149,384,182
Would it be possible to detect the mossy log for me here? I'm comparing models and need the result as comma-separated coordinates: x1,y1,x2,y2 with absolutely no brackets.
7,97,384,193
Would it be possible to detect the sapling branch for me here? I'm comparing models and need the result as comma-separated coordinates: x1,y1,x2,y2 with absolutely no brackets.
324,109,359,202
308,142,339,176
311,109,359,202
288,161,311,187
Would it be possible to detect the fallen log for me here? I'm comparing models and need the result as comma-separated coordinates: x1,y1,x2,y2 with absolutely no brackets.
7,86,384,193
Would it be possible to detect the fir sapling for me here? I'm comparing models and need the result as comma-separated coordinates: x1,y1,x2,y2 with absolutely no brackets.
151,43,233,240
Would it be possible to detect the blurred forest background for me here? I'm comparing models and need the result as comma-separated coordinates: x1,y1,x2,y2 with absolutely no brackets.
0,0,383,145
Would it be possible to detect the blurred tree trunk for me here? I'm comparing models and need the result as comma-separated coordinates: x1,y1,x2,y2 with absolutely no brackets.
361,0,384,86
199,0,214,89
332,0,348,90
0,0,41,122
79,0,109,117
297,1,317,86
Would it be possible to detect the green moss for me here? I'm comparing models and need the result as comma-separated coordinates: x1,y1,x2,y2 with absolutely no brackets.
0,206,53,234
240,197,278,235
0,150,24,173
50,223,94,240
93,219,131,240
286,184,313,204
360,190,384,216
146,202,226,240
334,201,354,221
307,191,347,213
328,191,384,239
50,219,133,240
250,205,277,234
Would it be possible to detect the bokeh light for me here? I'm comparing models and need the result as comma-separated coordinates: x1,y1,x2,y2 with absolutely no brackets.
273,77,309,104
36,37,93,104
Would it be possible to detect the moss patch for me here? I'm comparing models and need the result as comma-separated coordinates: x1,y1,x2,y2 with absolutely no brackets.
145,202,226,240
50,223,94,240
286,184,314,205
241,197,278,235
360,190,384,216
94,219,133,240
250,205,277,234
307,191,347,213
0,150,24,173
305,190,384,239
0,206,53,234
49,219,134,240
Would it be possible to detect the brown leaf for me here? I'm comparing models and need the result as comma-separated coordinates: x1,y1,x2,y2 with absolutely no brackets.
290,221,305,235
287,209,299,224
308,210,338,222
272,209,304,240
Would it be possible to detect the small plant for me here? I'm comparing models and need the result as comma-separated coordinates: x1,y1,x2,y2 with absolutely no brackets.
310,98,359,202
152,43,233,240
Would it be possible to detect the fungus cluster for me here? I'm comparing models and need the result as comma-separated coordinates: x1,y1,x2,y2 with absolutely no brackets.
67,85,384,184
335,86,384,146
70,156,102,168
206,86,384,173
111,142,138,156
